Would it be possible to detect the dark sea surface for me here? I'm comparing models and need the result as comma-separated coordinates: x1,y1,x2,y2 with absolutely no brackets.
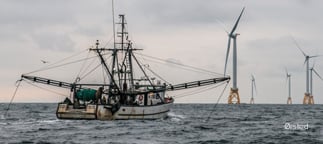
0,103,323,144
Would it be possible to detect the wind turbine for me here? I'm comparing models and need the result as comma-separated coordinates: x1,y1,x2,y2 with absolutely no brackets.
224,7,245,104
292,37,320,104
250,75,256,104
285,68,292,104
309,64,323,104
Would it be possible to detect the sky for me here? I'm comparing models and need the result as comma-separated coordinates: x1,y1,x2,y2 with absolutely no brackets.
1,0,323,104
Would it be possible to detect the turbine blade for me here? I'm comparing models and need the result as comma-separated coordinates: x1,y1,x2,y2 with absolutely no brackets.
309,55,321,58
291,36,306,57
253,79,257,96
313,69,323,81
312,60,316,68
303,58,307,66
229,7,245,35
224,37,231,75
215,18,229,34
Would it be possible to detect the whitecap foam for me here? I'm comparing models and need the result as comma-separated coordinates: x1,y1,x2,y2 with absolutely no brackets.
170,117,181,122
38,119,60,124
168,112,186,119
0,114,5,120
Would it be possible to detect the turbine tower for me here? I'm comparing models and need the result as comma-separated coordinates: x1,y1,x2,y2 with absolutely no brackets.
250,75,256,104
292,37,319,104
285,69,292,104
224,7,245,104
309,65,323,104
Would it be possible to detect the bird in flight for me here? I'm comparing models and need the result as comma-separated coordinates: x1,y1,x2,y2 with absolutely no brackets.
41,60,49,64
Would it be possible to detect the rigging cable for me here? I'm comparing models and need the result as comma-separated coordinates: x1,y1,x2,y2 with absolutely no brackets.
79,63,103,81
25,49,88,75
111,0,116,48
5,79,22,117
23,55,103,75
140,56,216,77
206,80,229,122
141,62,171,84
173,81,227,99
103,35,114,48
78,55,100,80
24,80,68,97
134,52,224,76
76,51,91,80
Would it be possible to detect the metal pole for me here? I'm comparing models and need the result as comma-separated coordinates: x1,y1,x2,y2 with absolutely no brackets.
306,57,309,94
288,76,291,98
310,68,313,95
232,35,238,89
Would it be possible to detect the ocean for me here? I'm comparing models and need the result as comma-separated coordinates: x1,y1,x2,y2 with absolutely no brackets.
0,103,322,144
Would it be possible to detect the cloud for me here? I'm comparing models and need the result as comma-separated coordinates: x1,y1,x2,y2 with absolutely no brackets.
0,1,77,26
1,0,323,103
31,32,75,52
114,0,246,31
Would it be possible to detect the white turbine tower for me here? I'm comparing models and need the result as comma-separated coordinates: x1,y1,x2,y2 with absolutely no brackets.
285,68,292,104
224,7,245,104
250,75,256,104
309,64,323,104
292,37,320,104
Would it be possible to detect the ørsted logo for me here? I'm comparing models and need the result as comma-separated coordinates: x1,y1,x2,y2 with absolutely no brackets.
284,123,309,130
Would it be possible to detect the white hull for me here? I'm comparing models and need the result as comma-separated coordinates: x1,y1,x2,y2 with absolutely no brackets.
56,101,173,120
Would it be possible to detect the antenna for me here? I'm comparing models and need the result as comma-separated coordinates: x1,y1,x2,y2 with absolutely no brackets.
112,0,116,48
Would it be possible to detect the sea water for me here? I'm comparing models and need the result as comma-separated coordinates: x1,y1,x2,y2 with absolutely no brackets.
0,103,322,143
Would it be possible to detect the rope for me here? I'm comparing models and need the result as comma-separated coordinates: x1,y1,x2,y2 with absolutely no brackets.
141,62,171,85
140,57,216,78
77,55,99,79
25,49,88,75
206,81,229,122
76,51,91,79
173,81,227,99
5,79,22,117
23,55,100,75
103,35,114,48
24,80,68,97
134,52,223,76
173,84,216,98
79,63,103,80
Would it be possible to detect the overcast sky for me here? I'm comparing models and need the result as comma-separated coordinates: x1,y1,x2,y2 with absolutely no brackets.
1,0,323,104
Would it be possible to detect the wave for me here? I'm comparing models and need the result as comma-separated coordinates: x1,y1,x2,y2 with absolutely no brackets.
38,119,60,124
167,112,186,122
0,114,4,120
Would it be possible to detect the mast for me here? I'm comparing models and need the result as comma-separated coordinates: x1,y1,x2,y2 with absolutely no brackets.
128,42,135,89
110,0,121,91
94,40,120,93
119,14,128,91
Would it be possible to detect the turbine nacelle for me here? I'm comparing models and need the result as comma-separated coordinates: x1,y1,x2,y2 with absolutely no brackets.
228,33,240,38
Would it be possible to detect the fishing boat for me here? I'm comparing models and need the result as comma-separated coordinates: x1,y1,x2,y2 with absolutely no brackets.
20,14,230,120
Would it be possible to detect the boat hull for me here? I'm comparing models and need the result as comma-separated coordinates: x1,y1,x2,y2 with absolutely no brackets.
56,102,173,120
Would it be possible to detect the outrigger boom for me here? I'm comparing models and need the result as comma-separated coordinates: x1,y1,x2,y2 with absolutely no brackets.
21,75,230,92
